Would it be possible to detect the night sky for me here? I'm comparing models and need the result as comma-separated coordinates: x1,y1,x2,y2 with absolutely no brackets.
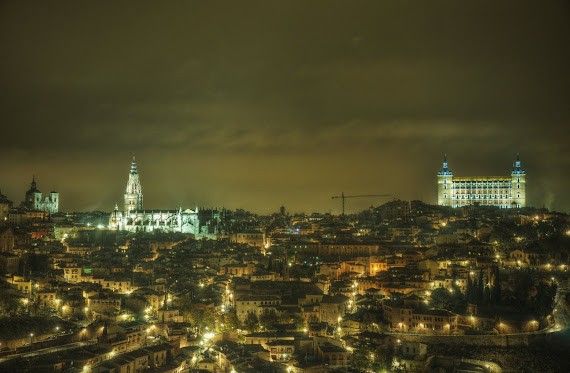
1,1,569,214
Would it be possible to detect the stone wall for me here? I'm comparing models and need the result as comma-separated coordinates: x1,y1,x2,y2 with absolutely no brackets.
429,356,502,373
396,330,559,347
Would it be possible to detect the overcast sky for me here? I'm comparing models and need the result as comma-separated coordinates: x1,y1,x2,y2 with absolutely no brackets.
1,1,569,214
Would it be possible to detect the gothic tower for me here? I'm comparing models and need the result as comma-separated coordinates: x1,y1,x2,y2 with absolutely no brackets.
437,154,452,206
511,153,526,208
124,155,143,213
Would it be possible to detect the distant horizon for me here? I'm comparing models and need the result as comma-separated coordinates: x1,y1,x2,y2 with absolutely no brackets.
2,176,565,216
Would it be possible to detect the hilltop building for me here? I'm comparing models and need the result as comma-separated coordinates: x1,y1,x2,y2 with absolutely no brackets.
22,177,59,213
109,156,199,234
0,190,12,222
437,154,526,208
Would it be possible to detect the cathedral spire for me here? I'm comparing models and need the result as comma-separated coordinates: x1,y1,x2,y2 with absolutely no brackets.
130,153,138,175
512,153,524,174
125,155,143,212
438,153,452,175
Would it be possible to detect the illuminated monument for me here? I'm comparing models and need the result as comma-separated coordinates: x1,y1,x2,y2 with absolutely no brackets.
437,154,526,208
23,176,59,213
109,155,199,234
124,156,143,213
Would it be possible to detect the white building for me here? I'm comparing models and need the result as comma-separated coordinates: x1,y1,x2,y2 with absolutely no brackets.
437,154,526,208
23,177,59,213
109,156,199,235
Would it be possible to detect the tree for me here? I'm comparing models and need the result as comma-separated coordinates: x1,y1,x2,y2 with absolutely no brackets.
371,342,395,371
466,275,474,304
491,267,501,305
185,305,206,330
259,310,279,327
244,312,260,333
173,292,193,314
484,285,491,305
221,311,241,331
513,270,533,307
532,281,557,319
430,288,466,314
476,269,484,305
0,289,21,316
202,308,220,331
351,347,373,372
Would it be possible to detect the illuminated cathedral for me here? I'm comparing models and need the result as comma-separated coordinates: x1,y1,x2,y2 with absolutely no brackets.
108,156,199,234
437,154,526,208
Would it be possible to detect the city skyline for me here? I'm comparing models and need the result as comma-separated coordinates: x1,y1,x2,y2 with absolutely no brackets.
0,152,546,215
1,3,570,372
1,1,569,213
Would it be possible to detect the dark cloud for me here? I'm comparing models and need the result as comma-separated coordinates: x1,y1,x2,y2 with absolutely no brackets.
0,1,569,213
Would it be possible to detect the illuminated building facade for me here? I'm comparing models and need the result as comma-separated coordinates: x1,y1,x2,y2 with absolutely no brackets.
437,154,526,208
109,156,199,234
23,177,59,213
124,156,143,213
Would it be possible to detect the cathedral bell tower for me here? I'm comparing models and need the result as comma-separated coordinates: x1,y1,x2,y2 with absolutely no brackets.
437,154,452,207
511,153,526,208
124,154,143,213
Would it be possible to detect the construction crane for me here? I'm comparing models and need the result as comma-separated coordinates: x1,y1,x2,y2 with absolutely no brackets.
331,192,391,216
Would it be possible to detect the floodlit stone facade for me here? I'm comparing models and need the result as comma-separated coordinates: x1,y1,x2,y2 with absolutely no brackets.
109,156,199,234
437,154,526,208
23,177,59,213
